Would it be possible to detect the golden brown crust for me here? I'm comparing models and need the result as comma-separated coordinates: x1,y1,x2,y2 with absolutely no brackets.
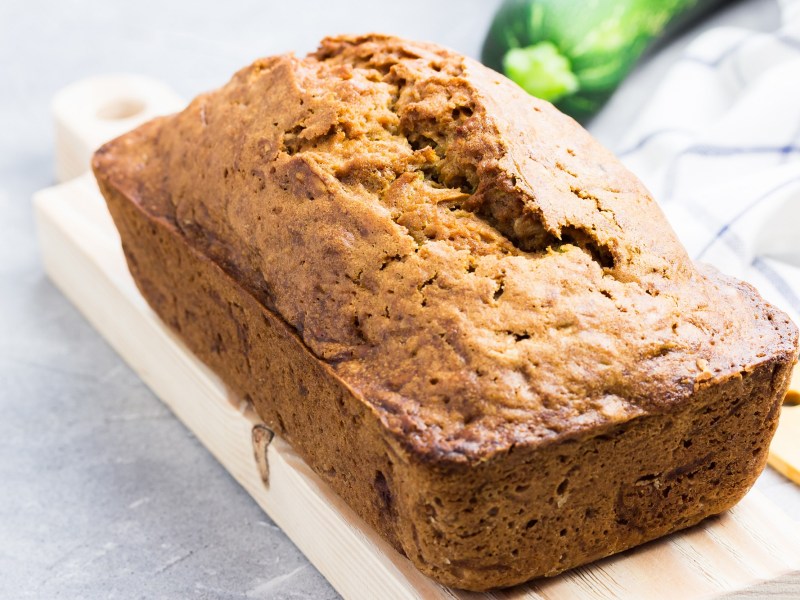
93,34,798,590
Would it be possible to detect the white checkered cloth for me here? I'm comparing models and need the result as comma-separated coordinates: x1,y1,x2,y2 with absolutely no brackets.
618,0,800,326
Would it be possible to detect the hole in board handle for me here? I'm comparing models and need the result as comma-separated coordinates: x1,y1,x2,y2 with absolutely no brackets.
96,98,146,120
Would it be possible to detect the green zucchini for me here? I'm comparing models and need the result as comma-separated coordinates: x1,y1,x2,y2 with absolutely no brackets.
481,0,728,121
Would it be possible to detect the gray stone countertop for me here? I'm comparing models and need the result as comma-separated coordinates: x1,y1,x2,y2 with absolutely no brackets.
2,1,798,598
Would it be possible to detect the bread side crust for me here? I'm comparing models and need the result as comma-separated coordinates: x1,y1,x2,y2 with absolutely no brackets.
97,166,794,591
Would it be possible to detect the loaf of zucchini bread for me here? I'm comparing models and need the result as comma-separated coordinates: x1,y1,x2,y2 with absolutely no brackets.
92,34,798,590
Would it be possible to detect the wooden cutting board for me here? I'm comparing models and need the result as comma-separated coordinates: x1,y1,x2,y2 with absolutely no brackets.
33,76,800,599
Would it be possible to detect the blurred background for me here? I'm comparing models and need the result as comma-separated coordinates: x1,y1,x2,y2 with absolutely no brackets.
1,1,792,598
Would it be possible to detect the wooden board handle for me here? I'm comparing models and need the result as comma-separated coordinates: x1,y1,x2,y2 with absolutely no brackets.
53,75,184,182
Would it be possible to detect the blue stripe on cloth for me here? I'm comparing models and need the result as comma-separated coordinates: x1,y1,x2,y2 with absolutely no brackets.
684,206,800,316
680,31,800,69
664,145,800,200
681,38,753,69
776,33,800,51
619,32,800,168
676,144,800,157
617,128,689,157
696,173,800,260
781,114,800,165
686,201,748,260
752,256,800,315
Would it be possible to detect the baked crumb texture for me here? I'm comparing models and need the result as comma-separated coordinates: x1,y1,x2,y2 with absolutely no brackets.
93,34,798,590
